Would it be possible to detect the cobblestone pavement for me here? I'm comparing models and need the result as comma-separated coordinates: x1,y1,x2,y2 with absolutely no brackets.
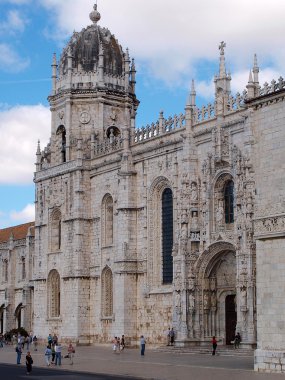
0,344,284,380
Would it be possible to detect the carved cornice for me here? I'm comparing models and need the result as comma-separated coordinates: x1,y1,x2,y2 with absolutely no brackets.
254,214,285,239
34,159,90,182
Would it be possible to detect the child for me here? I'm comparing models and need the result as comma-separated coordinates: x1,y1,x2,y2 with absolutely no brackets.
26,351,33,374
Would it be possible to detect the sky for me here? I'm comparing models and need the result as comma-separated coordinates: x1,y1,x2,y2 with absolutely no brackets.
0,0,284,228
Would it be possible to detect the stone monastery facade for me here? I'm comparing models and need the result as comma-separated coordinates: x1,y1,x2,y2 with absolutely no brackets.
1,4,285,373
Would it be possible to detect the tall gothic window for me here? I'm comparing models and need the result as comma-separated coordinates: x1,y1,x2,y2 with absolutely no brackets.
21,257,26,280
51,209,62,252
102,195,114,246
162,188,173,284
101,267,113,318
56,125,66,163
48,270,60,318
224,180,234,224
3,260,8,282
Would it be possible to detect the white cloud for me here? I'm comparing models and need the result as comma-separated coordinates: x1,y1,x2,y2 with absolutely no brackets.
0,43,30,72
10,203,34,222
38,0,285,87
0,104,50,185
0,9,27,34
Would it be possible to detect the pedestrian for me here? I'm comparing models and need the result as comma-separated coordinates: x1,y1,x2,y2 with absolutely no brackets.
16,345,22,364
51,344,56,364
67,342,75,364
44,345,52,366
120,335,125,351
166,327,171,346
212,336,217,356
234,332,241,349
47,334,53,346
33,335,38,351
26,351,33,375
170,328,175,346
25,335,30,351
0,333,4,348
55,342,62,365
112,336,117,353
140,335,146,356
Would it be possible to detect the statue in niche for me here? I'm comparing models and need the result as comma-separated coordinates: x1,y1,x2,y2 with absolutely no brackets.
240,288,247,309
191,211,199,231
190,182,198,202
189,292,195,312
216,201,224,224
203,292,210,311
175,291,181,315
211,292,217,309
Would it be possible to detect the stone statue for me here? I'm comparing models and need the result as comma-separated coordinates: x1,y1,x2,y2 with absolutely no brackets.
190,182,198,202
216,201,224,224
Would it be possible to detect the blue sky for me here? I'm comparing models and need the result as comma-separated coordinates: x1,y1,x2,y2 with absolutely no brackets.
0,0,284,228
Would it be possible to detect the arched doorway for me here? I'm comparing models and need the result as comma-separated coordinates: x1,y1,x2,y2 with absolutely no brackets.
15,304,22,329
225,294,236,344
197,242,236,343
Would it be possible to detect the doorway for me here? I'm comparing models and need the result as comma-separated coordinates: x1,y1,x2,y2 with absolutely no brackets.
225,294,236,345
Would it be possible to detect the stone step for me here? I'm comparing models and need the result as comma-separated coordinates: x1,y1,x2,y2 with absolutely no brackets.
155,345,254,357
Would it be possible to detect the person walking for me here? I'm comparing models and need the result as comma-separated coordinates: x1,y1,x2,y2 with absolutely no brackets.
234,332,241,349
44,345,52,366
120,335,125,351
0,333,4,348
16,345,22,364
167,328,171,346
55,342,62,365
140,335,146,356
67,343,75,364
170,328,175,346
26,351,33,375
212,336,217,356
33,335,38,351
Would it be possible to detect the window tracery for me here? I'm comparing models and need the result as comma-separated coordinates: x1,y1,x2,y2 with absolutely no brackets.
101,194,114,247
101,267,113,318
47,269,60,318
50,209,62,252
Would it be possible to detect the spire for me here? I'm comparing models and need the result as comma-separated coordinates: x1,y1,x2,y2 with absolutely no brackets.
253,53,259,84
130,58,136,94
218,41,227,77
51,53,57,95
246,69,255,99
186,79,196,107
98,42,104,87
89,3,101,24
124,48,130,92
36,140,42,171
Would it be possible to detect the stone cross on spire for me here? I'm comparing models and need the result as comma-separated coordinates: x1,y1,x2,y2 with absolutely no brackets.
219,41,226,55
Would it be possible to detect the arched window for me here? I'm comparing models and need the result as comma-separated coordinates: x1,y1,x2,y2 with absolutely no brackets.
15,303,22,329
21,257,26,280
3,260,8,282
102,195,114,246
162,188,173,284
47,270,60,318
224,180,234,224
50,209,62,252
56,125,66,163
101,267,113,318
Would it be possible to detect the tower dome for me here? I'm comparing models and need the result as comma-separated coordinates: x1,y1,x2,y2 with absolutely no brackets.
53,4,135,95
59,4,123,76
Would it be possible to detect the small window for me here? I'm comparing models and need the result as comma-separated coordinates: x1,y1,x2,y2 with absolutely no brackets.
21,257,26,280
102,195,114,246
224,180,234,224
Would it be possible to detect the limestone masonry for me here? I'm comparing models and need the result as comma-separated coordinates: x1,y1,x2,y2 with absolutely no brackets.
0,4,285,374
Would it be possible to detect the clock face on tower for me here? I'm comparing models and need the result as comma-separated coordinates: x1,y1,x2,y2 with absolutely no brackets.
80,111,91,124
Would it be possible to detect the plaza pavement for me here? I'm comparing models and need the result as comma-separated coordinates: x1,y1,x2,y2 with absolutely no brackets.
0,344,284,380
